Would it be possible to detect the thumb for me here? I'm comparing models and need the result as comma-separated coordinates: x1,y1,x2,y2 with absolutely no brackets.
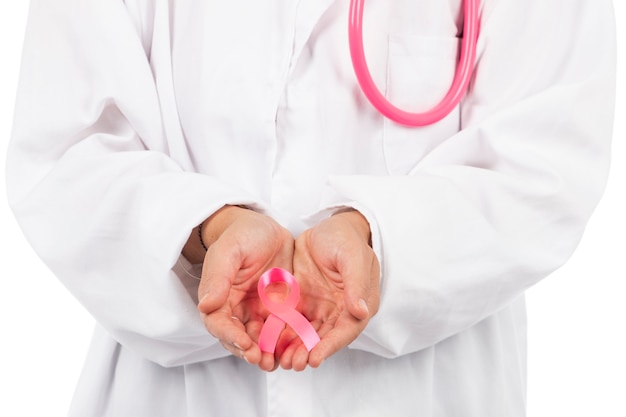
197,243,240,314
347,294,370,321
342,269,372,322
197,275,231,314
342,251,380,322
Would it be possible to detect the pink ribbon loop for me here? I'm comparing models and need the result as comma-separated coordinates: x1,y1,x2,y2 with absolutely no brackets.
257,268,320,353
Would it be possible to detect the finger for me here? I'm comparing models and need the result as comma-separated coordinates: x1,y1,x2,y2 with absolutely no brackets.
202,311,254,353
258,352,277,372
209,315,263,366
308,314,367,368
242,344,262,365
243,314,266,342
216,339,262,365
243,315,280,371
291,344,311,372
277,317,324,370
219,340,249,361
274,327,299,364
278,336,303,370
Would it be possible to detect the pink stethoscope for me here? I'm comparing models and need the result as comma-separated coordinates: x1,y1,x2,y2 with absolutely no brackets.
348,0,480,126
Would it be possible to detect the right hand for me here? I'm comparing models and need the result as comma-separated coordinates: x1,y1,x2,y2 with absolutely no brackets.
196,206,294,371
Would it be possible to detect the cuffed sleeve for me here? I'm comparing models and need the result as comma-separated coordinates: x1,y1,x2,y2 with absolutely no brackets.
6,0,254,367
334,0,616,357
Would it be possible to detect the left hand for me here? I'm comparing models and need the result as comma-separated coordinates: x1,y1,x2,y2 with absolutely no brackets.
196,206,294,371
275,209,380,371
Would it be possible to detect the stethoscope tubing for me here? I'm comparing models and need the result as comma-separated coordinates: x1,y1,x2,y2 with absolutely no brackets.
348,0,480,126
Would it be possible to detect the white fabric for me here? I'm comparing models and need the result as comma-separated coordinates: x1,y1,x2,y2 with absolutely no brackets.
6,0,616,416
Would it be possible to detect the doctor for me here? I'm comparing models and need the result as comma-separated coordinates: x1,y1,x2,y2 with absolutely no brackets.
6,0,616,416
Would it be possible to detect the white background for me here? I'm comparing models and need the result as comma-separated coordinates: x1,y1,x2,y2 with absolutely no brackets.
0,3,624,416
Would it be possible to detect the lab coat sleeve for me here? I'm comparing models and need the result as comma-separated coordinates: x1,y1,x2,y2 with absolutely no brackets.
6,0,253,367
331,0,617,357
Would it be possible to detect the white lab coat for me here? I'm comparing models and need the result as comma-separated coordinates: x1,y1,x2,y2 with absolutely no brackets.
6,0,616,416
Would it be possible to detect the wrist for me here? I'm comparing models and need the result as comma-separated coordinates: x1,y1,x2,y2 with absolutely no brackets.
332,208,372,247
182,205,251,264
200,205,250,248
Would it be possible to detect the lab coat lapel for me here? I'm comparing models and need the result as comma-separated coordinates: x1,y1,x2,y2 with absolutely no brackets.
289,0,338,71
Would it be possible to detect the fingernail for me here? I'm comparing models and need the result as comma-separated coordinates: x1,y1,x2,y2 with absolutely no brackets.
233,342,243,350
243,354,250,364
359,299,369,315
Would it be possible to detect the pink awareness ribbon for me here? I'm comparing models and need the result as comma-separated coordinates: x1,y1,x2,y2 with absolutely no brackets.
257,268,320,353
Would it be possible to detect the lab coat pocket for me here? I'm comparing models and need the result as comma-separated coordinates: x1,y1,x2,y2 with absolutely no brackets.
384,34,462,175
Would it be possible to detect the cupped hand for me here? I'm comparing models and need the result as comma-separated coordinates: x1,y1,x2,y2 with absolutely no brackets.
276,209,380,371
196,205,294,371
